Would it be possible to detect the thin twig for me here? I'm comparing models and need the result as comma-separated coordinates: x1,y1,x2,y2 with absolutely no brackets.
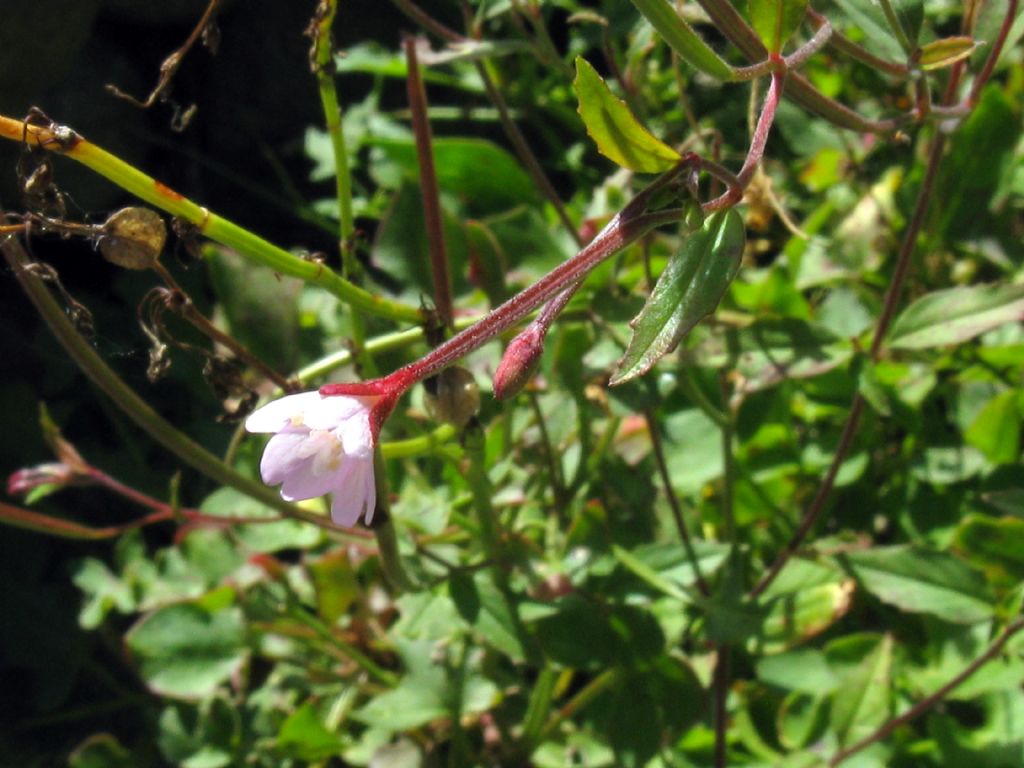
645,411,709,596
106,0,222,127
713,644,731,768
151,262,295,390
829,619,1024,766
404,35,454,330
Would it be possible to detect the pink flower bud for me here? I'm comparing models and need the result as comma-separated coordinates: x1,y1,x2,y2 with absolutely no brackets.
7,463,77,497
493,325,545,401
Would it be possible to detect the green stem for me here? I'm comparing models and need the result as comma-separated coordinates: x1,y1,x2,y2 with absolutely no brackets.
381,424,459,459
876,0,914,55
310,0,378,378
538,669,620,742
0,115,423,324
284,602,398,687
311,0,356,274
2,236,366,539
294,314,482,385
464,424,504,566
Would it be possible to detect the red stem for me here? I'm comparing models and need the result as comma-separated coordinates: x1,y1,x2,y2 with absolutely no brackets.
404,35,454,330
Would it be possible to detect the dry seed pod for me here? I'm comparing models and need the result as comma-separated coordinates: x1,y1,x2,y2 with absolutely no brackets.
100,207,166,269
423,366,480,427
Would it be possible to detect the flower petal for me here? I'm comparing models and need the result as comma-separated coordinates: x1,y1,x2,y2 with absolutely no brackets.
303,394,379,431
245,392,323,433
278,455,347,502
329,456,376,527
259,431,309,486
337,412,375,458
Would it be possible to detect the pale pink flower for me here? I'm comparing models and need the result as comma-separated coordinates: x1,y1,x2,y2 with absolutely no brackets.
245,391,380,527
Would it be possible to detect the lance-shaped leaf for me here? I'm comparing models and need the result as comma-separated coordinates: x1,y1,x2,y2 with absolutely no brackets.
917,36,978,70
574,57,681,173
888,283,1024,349
611,209,745,384
629,0,735,80
748,0,809,53
843,546,994,624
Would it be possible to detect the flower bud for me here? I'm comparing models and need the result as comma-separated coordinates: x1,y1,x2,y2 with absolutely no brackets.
492,325,544,401
7,462,77,498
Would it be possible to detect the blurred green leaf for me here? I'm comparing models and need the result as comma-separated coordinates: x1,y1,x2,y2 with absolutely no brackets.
748,0,808,53
206,247,303,373
778,691,829,750
307,549,359,624
127,603,247,699
955,514,1024,585
73,558,135,629
449,570,527,661
844,546,995,624
758,649,839,694
607,683,660,768
277,701,343,762
612,210,745,384
370,136,538,214
354,639,498,731
759,579,855,653
917,36,979,70
828,634,893,747
573,56,681,173
965,390,1021,465
889,283,1024,350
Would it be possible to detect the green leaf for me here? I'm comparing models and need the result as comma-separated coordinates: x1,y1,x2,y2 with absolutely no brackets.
955,514,1024,585
759,580,855,653
530,595,664,669
307,549,359,624
206,247,303,373
370,136,538,214
607,683,661,768
828,634,893,747
830,0,906,59
72,558,135,629
778,692,830,750
844,546,994,624
917,36,979,70
449,571,527,661
758,649,839,694
156,698,239,768
278,701,344,762
201,487,322,553
612,209,745,384
629,0,735,79
573,56,681,173
748,0,809,53
965,390,1021,465
888,283,1024,350
354,639,498,731
892,0,924,45
126,603,247,699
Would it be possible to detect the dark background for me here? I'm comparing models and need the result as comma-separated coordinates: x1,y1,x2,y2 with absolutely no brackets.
0,1,460,762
